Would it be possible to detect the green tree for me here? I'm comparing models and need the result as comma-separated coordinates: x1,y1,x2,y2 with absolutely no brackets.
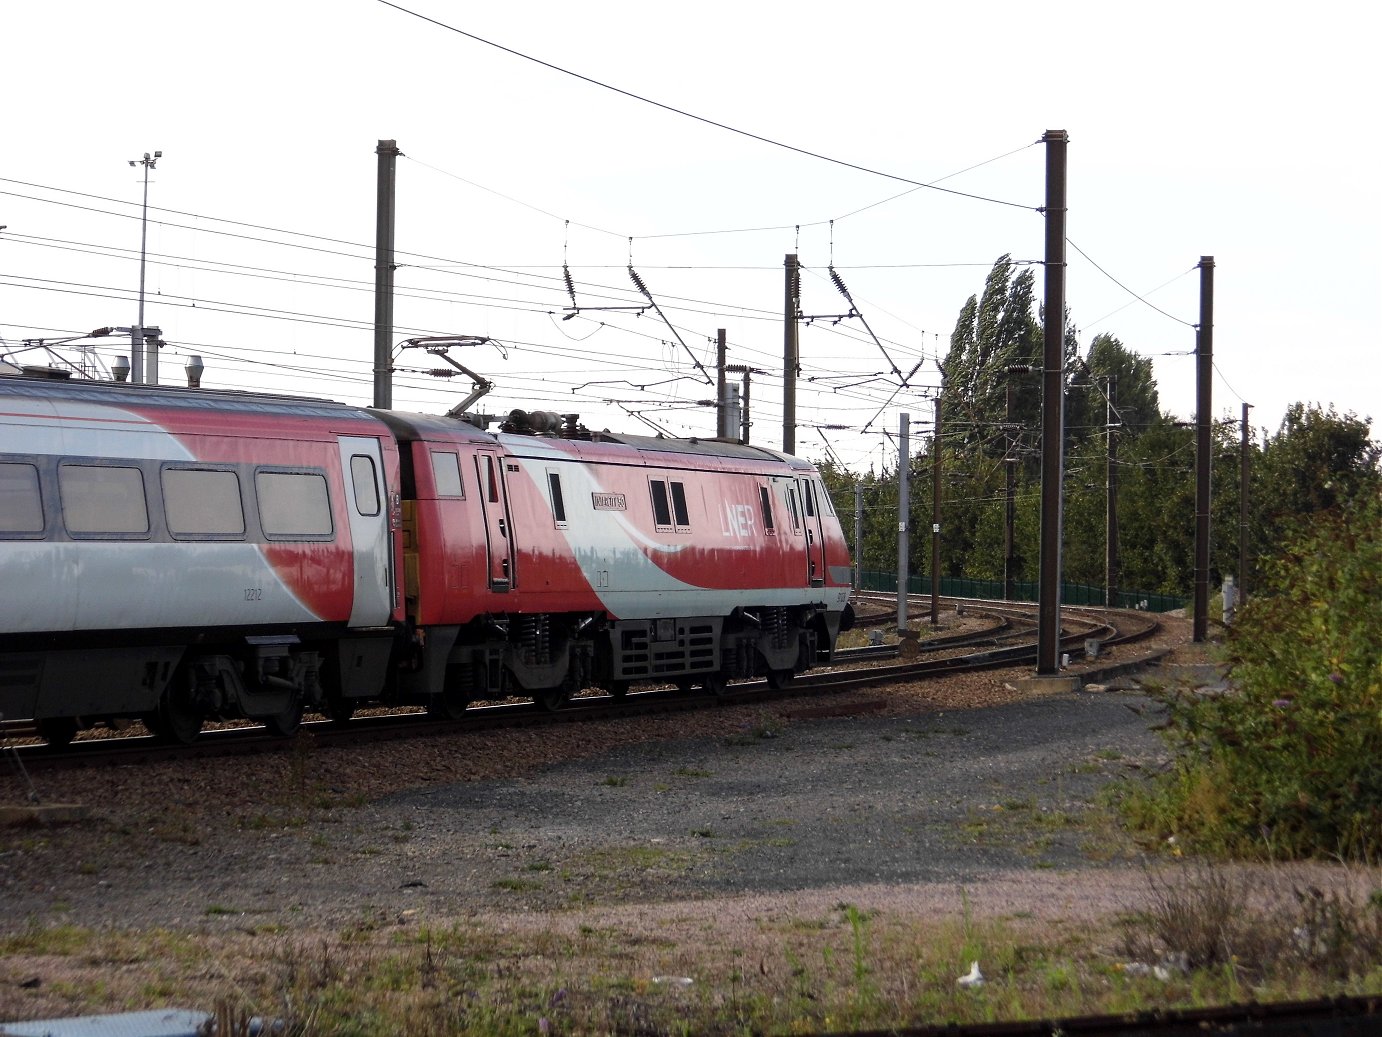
1065,333,1162,448
1126,493,1382,857
1254,404,1380,551
943,255,1043,443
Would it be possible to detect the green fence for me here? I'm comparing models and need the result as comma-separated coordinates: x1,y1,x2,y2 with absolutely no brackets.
856,569,1187,613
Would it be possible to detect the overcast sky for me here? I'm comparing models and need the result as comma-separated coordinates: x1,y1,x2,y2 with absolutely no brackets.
4,0,1377,472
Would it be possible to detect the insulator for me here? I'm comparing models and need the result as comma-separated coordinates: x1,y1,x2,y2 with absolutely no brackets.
628,265,651,299
829,266,850,298
563,264,577,305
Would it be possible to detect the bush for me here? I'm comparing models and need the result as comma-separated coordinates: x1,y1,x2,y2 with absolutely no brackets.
1128,494,1382,859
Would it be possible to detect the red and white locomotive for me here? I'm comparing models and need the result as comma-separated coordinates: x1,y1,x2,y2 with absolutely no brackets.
0,370,855,744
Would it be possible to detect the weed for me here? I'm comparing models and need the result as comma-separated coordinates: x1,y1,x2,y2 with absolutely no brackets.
725,722,781,746
491,878,543,892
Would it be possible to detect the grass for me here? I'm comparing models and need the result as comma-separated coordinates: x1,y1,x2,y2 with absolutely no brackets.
5,868,1376,1037
7,866,1381,1033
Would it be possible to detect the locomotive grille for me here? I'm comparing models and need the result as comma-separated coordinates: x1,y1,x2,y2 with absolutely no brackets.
614,620,718,679
0,657,42,693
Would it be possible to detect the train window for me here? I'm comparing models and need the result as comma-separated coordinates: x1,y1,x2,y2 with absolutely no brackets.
60,464,149,535
803,481,817,517
670,481,690,529
350,455,381,516
759,485,776,535
162,468,245,537
547,471,567,526
817,479,836,516
0,462,44,534
430,451,464,498
786,486,803,534
482,456,501,503
649,479,672,529
256,471,333,538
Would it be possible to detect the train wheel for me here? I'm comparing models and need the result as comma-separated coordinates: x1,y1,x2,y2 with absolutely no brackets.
607,681,630,701
37,717,78,748
263,698,304,738
427,692,469,722
766,669,795,691
149,688,204,745
324,695,356,727
535,687,569,712
701,675,729,699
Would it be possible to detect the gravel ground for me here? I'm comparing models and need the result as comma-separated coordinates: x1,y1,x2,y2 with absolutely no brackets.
0,620,1163,922
2,614,1372,1020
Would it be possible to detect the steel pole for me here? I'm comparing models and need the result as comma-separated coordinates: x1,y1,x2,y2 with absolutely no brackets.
783,255,800,454
1004,375,1017,601
136,160,150,384
715,329,727,438
373,139,400,409
930,391,943,625
897,412,910,633
854,482,863,590
1037,130,1069,673
1193,257,1215,642
1239,402,1251,605
1106,375,1120,607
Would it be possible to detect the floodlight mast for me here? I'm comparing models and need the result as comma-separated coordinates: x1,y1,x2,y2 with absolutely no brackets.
128,150,162,384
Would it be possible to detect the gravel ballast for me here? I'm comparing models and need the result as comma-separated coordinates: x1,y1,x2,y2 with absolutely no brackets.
2,616,1372,1021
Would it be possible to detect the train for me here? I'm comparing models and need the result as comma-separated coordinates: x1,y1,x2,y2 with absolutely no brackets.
0,368,855,746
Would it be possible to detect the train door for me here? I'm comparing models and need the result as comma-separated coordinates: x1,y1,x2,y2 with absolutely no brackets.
474,449,514,592
796,476,826,587
338,436,394,626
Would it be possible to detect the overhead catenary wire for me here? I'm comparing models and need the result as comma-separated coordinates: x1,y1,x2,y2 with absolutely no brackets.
377,2,1039,214
4,156,1247,476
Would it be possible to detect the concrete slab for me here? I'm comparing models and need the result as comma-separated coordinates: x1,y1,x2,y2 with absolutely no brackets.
1013,675,1084,693
0,803,91,827
0,1008,208,1036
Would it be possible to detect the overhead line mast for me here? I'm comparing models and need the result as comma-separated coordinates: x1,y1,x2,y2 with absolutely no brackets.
1036,129,1068,676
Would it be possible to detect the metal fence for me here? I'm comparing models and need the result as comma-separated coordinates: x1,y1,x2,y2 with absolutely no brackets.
855,570,1187,613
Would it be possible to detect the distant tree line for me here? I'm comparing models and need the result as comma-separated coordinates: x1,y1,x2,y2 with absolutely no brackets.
819,255,1381,601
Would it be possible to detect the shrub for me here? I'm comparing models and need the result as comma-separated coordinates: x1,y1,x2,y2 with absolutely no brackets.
1129,494,1382,858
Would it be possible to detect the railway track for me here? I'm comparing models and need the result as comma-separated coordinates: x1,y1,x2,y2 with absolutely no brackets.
4,598,1162,774
837,993,1382,1036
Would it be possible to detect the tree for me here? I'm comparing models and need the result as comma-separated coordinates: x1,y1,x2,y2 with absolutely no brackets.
1065,333,1162,448
943,255,1042,444
1254,404,1380,549
1127,493,1382,857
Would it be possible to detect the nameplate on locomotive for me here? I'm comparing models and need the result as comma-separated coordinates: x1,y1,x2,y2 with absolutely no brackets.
591,492,627,511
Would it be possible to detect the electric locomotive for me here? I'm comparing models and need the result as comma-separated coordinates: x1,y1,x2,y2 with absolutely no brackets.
0,369,854,745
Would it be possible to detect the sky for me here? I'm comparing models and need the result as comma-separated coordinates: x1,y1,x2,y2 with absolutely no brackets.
3,0,1378,474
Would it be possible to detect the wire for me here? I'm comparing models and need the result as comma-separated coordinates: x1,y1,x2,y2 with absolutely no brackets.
1066,239,1196,328
1082,265,1197,332
1212,361,1248,405
406,157,626,241
831,140,1041,222
378,1,1038,212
